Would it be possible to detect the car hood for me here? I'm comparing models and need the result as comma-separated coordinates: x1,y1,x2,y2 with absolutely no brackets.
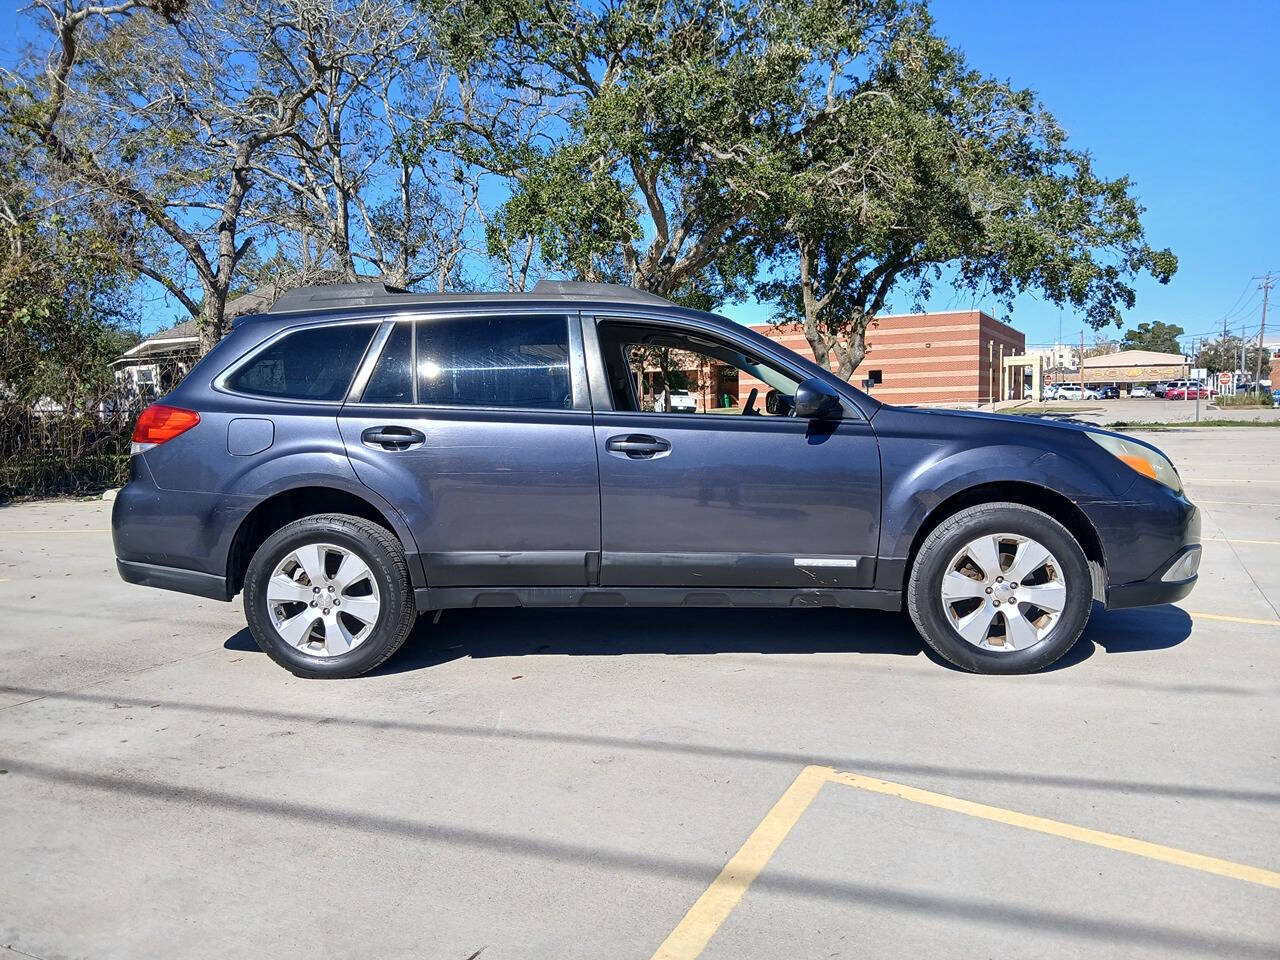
872,404,1166,455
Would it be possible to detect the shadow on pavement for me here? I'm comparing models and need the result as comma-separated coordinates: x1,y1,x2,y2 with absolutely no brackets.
225,601,1192,675
0,755,1274,958
1081,602,1193,654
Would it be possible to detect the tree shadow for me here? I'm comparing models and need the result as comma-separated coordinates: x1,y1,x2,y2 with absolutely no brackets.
224,601,1192,676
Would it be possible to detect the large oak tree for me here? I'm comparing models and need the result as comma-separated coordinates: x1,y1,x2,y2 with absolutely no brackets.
440,0,1176,374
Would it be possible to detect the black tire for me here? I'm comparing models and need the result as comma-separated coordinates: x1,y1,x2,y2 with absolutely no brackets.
906,503,1092,674
243,513,416,678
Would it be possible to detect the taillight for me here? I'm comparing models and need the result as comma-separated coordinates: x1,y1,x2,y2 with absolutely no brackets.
131,404,200,454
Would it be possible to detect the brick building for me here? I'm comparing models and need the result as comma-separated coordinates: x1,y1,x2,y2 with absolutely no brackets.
747,309,1027,406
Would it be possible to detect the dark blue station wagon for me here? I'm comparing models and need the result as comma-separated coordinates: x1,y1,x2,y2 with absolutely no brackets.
113,281,1201,677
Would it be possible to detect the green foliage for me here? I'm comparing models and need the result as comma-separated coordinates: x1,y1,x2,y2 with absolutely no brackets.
440,0,1176,375
1122,321,1185,354
0,166,140,499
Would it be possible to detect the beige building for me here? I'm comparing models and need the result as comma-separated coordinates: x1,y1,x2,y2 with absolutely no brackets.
1079,349,1189,386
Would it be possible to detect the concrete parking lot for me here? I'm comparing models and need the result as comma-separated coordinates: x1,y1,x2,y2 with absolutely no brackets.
2,428,1278,959
1001,395,1280,426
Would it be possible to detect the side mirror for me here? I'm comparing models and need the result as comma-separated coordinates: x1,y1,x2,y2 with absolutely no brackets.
792,377,843,420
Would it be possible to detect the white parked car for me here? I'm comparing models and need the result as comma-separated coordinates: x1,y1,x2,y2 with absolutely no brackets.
656,388,698,413
1130,386,1152,398
1054,383,1100,401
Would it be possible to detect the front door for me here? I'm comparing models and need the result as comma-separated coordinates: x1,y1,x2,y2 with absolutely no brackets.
588,318,881,589
339,311,600,587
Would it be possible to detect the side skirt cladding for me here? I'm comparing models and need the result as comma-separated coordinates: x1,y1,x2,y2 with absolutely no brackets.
415,586,903,612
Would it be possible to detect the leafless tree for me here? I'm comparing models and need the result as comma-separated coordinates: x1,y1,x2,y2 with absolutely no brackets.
246,0,489,291
5,0,341,352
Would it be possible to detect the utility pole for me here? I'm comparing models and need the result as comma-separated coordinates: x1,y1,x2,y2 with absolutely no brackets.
1254,273,1272,389
1079,327,1086,388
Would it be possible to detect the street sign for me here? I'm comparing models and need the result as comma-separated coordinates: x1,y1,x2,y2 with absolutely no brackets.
1044,373,1053,385
1218,371,1232,388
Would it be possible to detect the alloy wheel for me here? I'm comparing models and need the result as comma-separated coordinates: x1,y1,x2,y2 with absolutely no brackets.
940,532,1067,652
266,542,381,657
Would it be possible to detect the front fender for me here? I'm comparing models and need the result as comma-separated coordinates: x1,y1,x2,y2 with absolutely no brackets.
870,410,1139,590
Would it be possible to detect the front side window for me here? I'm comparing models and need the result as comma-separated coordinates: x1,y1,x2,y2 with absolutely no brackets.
598,322,801,416
415,314,571,409
226,323,376,401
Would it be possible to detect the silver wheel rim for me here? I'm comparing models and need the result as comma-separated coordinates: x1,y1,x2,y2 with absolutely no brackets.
940,532,1068,652
266,542,381,657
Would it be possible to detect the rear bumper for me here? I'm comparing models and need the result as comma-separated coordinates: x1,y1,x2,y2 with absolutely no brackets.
116,558,232,601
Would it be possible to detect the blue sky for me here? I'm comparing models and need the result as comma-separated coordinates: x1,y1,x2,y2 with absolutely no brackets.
919,0,1279,348
5,0,1276,348
731,0,1280,348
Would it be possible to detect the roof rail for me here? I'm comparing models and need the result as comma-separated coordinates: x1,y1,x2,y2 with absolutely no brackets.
261,279,675,316
265,282,411,315
530,279,671,305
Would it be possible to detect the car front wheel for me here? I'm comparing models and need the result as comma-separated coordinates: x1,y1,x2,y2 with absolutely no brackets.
243,513,417,678
906,503,1093,674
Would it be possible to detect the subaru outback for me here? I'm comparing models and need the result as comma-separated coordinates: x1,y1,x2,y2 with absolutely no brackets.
113,281,1200,677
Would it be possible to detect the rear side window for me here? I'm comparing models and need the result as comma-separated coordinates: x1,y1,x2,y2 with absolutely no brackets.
226,324,375,401
415,314,571,409
361,322,413,403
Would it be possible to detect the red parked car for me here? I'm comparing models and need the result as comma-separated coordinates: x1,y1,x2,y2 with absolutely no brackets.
1165,381,1212,400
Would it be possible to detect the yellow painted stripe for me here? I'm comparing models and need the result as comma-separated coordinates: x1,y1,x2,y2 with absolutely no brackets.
823,767,1280,890
1202,536,1280,546
1184,611,1280,627
649,765,827,960
0,529,111,535
1190,498,1280,506
652,766,1280,959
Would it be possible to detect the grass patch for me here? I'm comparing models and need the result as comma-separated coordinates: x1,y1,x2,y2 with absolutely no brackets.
1107,419,1280,430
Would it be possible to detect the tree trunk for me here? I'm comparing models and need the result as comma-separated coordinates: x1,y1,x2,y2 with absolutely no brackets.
197,283,226,355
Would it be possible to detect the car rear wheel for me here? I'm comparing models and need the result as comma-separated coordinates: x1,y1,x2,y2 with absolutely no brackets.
906,503,1093,674
243,513,416,678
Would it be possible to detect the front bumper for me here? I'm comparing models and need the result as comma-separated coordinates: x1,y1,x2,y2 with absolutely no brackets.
1105,542,1201,609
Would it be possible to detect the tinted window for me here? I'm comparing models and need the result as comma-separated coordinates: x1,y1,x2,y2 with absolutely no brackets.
416,315,571,409
227,324,375,401
362,322,413,403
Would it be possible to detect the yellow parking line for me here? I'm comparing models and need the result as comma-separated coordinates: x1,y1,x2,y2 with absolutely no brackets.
1185,611,1280,627
0,529,111,534
1191,498,1280,506
823,768,1280,889
651,765,1280,960
1202,537,1280,546
650,765,828,960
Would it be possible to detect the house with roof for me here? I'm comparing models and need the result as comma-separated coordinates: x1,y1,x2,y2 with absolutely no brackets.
111,285,281,398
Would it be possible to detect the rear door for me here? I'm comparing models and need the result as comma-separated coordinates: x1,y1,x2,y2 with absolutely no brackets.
585,316,881,589
338,310,601,587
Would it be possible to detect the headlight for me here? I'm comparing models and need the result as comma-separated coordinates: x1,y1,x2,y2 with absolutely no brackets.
1086,432,1182,493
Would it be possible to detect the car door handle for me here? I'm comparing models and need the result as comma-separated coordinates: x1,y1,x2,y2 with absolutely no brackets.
361,426,425,450
605,434,671,459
